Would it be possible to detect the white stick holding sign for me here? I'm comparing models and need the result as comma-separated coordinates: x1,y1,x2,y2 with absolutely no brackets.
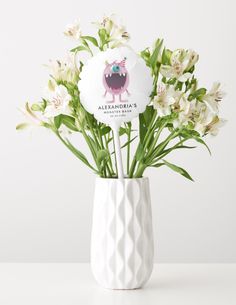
111,123,124,178
78,46,153,179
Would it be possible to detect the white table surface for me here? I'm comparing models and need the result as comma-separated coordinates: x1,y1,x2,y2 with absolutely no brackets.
0,263,235,305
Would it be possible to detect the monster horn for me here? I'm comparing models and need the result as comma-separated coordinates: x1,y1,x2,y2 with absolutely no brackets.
120,57,126,67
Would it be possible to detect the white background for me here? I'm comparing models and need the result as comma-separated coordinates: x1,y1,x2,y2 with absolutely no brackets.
0,0,235,263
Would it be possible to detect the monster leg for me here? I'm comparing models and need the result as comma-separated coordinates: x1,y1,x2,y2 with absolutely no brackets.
126,89,130,96
119,94,127,102
107,94,115,103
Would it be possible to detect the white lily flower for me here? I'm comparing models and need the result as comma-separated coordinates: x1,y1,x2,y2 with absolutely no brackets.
193,103,215,135
203,82,225,114
160,65,192,82
93,14,130,47
153,84,178,117
46,53,79,84
109,25,130,48
160,49,199,82
205,116,226,136
173,96,195,128
44,84,72,118
64,20,81,40
184,49,199,70
18,103,45,128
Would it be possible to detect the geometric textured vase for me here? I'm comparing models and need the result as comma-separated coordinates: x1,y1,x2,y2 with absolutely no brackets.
91,177,154,289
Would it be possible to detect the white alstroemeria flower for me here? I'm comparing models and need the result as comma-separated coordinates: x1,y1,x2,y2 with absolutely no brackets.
109,25,130,48
205,116,226,136
184,49,199,70
193,103,215,135
203,82,225,114
173,96,195,128
160,49,199,82
93,14,114,33
18,103,45,128
93,14,130,47
46,53,79,84
44,84,72,118
160,64,191,82
64,20,81,40
153,84,177,117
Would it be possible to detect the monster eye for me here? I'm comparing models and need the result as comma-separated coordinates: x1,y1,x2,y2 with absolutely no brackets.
112,65,120,73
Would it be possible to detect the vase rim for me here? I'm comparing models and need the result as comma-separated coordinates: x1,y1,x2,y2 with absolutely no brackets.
95,176,148,181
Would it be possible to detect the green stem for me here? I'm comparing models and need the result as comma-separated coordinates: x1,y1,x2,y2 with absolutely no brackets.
105,133,115,176
53,129,98,173
152,137,189,164
126,123,131,175
134,129,178,177
79,123,101,171
129,158,137,178
129,112,157,178
145,120,168,160
143,111,158,145
86,114,100,148
133,124,165,178
134,162,146,178
97,125,114,178
112,132,118,177
147,131,178,165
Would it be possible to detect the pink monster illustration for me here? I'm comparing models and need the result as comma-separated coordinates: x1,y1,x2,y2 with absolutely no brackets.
103,57,130,103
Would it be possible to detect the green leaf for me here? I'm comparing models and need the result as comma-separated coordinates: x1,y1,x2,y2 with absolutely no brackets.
156,144,196,159
126,121,132,129
54,115,62,129
193,136,211,155
188,88,207,101
180,129,211,155
149,39,163,69
139,113,146,144
81,36,98,47
100,126,111,136
151,162,165,168
111,136,137,155
88,135,99,153
16,123,30,130
136,143,145,161
140,48,151,66
70,45,90,53
119,127,127,136
63,138,96,172
188,65,195,73
97,149,109,165
61,115,79,131
143,106,154,125
161,48,172,65
98,29,108,47
31,104,42,111
25,102,38,119
162,159,194,181
122,136,137,149
167,78,177,85
138,106,154,144
176,145,196,149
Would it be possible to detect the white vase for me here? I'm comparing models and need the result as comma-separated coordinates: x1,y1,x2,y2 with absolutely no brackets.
91,177,154,289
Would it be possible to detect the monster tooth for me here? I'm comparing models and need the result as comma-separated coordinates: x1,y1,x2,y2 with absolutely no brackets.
109,74,112,77
123,73,125,76
106,74,108,78
119,73,122,76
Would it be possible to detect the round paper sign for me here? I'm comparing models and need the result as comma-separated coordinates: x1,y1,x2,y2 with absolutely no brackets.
78,47,153,126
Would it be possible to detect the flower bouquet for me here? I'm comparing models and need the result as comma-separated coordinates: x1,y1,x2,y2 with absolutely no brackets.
17,15,225,289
